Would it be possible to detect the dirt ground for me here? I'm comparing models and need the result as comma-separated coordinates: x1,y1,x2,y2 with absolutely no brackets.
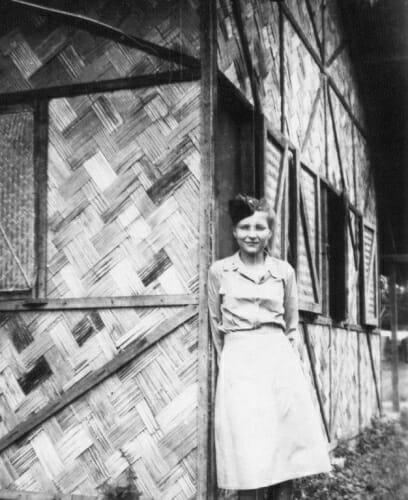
293,417,408,499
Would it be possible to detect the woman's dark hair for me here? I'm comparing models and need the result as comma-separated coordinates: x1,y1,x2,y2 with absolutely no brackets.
228,194,275,227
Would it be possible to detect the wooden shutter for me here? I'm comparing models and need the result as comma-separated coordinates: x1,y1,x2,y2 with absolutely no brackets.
361,219,379,326
291,150,321,313
264,124,290,260
346,209,362,325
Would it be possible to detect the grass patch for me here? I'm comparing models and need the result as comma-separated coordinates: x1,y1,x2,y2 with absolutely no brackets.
293,418,408,499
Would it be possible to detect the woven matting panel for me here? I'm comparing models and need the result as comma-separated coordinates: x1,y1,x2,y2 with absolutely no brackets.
296,323,330,440
330,90,355,203
331,328,359,439
0,310,198,498
286,0,323,55
358,333,379,428
284,22,321,155
0,0,199,92
47,83,200,298
217,0,281,131
0,109,35,291
217,0,253,105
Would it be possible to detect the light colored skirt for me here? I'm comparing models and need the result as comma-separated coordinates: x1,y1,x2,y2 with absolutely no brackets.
215,326,331,490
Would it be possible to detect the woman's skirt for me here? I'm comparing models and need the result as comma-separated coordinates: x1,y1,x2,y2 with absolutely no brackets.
215,326,331,490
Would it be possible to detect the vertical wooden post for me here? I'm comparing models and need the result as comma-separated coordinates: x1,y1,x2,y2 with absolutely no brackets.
33,99,48,299
198,0,217,498
390,264,400,412
279,3,285,134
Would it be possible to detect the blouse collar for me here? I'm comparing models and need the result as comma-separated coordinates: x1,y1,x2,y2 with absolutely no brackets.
221,251,283,280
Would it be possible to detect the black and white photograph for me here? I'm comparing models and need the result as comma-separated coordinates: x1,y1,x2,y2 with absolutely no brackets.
0,0,406,498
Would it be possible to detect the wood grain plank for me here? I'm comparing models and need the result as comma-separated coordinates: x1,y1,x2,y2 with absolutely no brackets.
0,295,198,311
198,0,217,497
33,100,48,299
0,70,201,105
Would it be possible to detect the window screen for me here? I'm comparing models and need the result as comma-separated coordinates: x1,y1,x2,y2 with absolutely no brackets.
0,108,35,291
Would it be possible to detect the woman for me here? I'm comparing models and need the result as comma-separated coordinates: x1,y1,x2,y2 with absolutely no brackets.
208,195,331,497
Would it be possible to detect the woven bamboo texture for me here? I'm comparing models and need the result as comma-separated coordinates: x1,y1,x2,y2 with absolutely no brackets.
217,0,281,130
284,22,324,171
0,109,35,291
330,327,360,439
296,324,331,440
286,0,322,56
47,83,200,299
217,0,253,105
0,309,198,498
0,0,199,92
329,89,356,201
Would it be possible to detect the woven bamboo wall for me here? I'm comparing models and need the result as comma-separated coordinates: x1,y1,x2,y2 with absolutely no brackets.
0,1,202,497
48,83,200,299
0,310,198,497
0,0,199,92
0,83,201,497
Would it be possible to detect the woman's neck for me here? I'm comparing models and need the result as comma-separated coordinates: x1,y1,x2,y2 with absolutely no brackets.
238,251,266,267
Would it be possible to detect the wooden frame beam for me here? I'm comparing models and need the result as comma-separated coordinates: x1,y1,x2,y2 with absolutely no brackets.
0,306,198,454
0,70,201,105
198,0,217,497
33,100,48,299
0,294,198,311
279,3,285,134
327,39,348,67
305,0,324,60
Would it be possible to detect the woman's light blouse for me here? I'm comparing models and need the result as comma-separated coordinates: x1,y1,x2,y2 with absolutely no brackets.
207,252,299,357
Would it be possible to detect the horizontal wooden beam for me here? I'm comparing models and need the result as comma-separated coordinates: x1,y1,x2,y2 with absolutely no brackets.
10,0,200,70
0,490,98,500
0,69,201,104
0,305,198,454
0,294,198,311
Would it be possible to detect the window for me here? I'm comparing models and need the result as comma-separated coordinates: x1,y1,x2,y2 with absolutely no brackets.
324,187,348,322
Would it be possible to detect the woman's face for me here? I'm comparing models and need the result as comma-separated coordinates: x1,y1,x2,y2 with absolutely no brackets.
233,211,272,257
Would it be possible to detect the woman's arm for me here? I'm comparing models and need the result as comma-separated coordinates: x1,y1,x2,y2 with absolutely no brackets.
208,264,224,361
284,264,300,346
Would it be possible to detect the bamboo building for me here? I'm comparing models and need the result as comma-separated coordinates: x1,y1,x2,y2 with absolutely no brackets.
0,0,389,498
